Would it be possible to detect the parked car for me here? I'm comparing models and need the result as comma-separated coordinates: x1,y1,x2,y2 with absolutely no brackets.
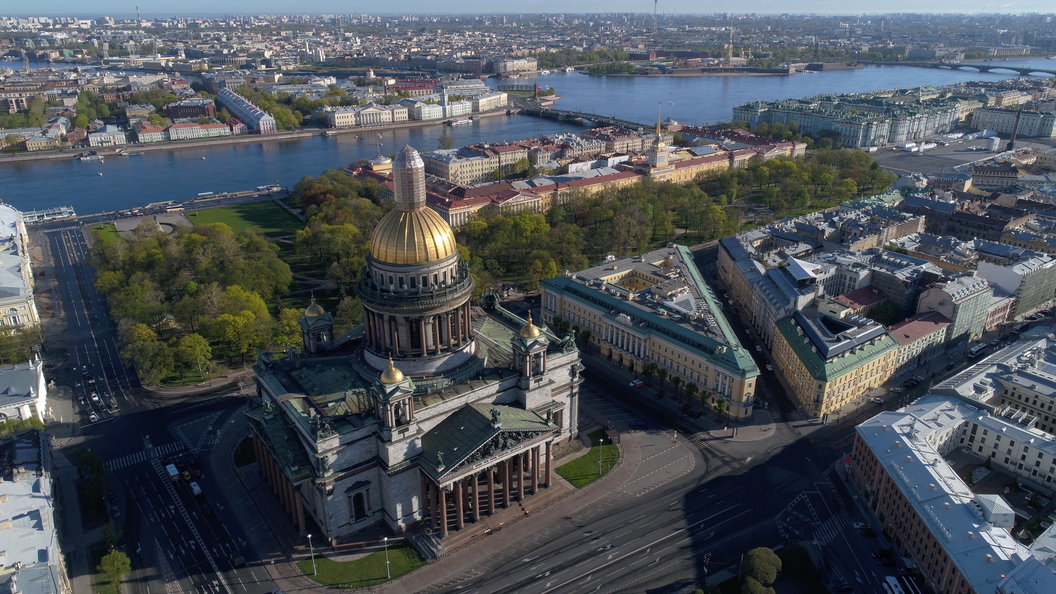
755,345,763,352
872,398,884,404
629,379,645,389
89,412,99,423
765,363,773,371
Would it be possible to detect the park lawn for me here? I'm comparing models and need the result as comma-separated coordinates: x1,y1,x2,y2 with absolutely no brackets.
555,429,620,488
186,201,302,237
296,539,426,588
91,223,120,245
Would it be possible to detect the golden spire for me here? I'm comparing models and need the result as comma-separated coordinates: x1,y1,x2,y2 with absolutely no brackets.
380,355,405,384
654,102,665,150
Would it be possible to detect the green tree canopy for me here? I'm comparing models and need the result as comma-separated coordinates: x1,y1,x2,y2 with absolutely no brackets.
743,547,782,586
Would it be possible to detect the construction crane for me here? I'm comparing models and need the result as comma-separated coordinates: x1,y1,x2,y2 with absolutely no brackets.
652,0,658,34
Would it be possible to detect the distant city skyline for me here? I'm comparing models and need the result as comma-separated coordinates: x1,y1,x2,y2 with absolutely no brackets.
4,2,1056,18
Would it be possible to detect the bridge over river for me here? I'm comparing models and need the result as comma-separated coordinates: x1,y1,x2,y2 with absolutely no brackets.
874,61,1056,77
519,106,648,130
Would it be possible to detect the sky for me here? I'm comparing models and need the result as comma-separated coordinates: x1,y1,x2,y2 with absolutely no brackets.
7,2,1056,18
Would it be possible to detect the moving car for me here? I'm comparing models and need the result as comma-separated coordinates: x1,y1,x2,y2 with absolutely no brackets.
629,379,645,389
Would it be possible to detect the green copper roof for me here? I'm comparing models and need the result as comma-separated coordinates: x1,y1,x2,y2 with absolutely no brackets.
542,246,757,379
418,404,553,481
775,316,898,382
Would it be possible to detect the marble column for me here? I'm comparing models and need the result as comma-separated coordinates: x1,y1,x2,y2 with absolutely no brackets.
472,474,480,522
487,468,495,515
439,488,448,538
516,453,525,500
531,447,539,494
545,441,553,488
454,480,464,530
503,460,511,507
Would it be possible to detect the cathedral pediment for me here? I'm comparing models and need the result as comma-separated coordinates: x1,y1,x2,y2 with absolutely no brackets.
418,403,554,481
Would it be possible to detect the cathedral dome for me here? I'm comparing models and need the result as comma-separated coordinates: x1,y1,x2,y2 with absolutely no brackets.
519,312,542,339
368,145,459,266
380,356,405,384
369,207,458,265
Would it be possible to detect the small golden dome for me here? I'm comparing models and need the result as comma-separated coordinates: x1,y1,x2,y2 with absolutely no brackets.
304,297,325,317
519,312,541,339
369,207,458,266
380,356,405,384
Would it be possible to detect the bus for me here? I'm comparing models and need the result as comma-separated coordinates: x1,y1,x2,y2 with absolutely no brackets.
968,344,988,358
883,576,907,594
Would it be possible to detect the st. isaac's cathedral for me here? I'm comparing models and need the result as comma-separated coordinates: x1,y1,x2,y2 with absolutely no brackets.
247,145,582,548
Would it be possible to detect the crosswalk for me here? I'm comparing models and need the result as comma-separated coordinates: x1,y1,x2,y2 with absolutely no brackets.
106,441,185,471
813,509,851,546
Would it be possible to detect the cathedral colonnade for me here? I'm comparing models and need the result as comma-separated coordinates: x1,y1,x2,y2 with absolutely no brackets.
422,441,553,538
253,436,307,534
363,301,474,357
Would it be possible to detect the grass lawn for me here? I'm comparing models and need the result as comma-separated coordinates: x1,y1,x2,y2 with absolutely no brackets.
555,429,620,488
296,539,426,588
90,223,120,245
185,201,302,237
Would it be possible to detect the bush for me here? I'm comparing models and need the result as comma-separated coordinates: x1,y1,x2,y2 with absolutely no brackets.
743,547,781,586
741,576,775,594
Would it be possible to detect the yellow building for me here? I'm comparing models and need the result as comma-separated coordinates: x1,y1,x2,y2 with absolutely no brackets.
541,246,760,419
772,311,898,418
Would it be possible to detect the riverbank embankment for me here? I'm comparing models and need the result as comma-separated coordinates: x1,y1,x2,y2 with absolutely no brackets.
0,108,515,165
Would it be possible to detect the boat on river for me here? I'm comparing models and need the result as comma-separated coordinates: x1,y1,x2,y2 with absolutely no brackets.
121,151,144,156
77,153,104,161
447,118,473,126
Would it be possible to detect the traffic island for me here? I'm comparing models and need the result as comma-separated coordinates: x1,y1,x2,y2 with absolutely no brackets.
555,429,621,488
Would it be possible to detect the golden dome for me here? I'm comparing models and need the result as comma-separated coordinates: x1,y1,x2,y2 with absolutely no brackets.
519,312,541,339
304,297,325,317
369,207,458,266
380,356,405,384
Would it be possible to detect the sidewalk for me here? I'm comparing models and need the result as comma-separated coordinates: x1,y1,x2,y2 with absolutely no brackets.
578,348,780,444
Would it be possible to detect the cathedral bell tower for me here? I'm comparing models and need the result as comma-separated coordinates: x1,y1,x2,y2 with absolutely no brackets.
374,356,417,442
299,297,334,354
512,312,549,393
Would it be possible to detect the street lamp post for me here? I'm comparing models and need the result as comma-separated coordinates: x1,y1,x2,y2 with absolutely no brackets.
307,533,316,576
383,536,390,579
597,437,605,477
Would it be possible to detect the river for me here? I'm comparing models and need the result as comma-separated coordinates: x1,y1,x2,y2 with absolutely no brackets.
1,58,1054,216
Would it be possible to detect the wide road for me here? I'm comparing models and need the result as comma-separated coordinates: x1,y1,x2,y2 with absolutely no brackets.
46,226,141,420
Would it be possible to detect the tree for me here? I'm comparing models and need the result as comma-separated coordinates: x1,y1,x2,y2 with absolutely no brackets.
671,376,684,401
686,382,699,404
743,547,782,586
740,577,774,594
99,550,132,592
175,333,212,379
714,398,729,422
657,368,668,395
74,113,90,129
438,134,455,149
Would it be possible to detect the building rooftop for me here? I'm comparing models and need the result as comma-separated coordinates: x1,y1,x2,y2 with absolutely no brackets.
888,311,952,346
545,245,757,378
777,310,898,381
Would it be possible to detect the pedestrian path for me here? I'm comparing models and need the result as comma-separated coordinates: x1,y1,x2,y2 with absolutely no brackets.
812,508,851,546
106,441,185,471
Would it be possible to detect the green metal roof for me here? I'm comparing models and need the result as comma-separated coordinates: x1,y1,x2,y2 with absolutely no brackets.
542,248,758,379
245,405,315,480
775,316,898,382
418,404,553,481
